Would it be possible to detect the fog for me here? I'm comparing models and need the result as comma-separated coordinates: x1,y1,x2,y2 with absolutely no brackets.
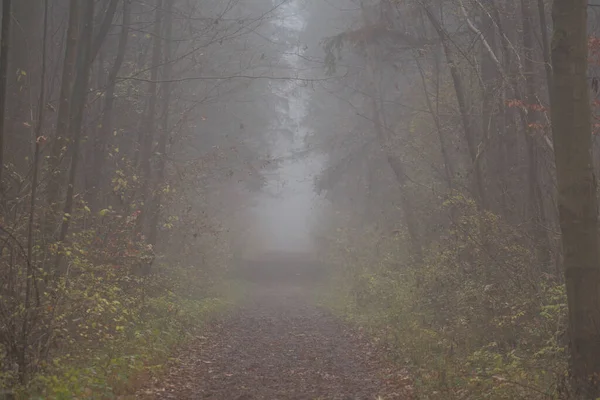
251,0,315,253
0,0,598,398
241,0,331,255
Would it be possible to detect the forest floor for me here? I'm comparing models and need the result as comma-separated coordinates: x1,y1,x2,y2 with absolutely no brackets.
136,279,412,400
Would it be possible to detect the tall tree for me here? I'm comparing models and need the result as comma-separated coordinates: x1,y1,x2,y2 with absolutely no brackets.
359,1,422,259
55,0,95,273
136,0,163,241
0,0,12,189
149,0,174,246
90,0,132,209
424,6,487,209
519,0,550,261
550,0,600,396
46,0,80,238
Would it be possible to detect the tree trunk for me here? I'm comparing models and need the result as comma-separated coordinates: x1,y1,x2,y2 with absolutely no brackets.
424,6,487,209
537,0,552,94
90,0,120,62
0,0,12,191
360,0,422,260
21,0,48,383
520,0,550,264
7,0,41,175
55,0,95,274
415,53,453,190
136,0,163,242
91,0,131,210
149,0,173,246
550,0,600,396
46,0,80,238
386,152,423,261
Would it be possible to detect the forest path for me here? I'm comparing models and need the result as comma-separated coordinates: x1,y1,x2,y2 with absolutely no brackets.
138,282,412,400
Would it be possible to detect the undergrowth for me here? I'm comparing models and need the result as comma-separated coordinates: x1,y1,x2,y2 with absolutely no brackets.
0,206,237,399
319,195,569,399
10,271,232,400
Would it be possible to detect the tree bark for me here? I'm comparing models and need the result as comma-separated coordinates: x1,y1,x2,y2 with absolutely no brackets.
537,0,552,94
136,0,163,242
90,0,121,62
550,0,600,396
91,0,131,209
415,53,454,190
360,0,422,260
46,0,80,238
149,0,174,246
21,0,48,383
520,0,550,263
0,0,12,191
55,0,95,274
7,0,41,175
424,6,487,209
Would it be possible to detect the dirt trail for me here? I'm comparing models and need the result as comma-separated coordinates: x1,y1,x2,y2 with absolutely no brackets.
138,283,411,399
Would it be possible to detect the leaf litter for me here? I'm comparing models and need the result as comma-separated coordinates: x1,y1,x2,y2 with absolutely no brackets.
137,284,412,399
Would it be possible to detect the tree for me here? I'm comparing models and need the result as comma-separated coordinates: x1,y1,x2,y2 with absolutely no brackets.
550,0,600,396
0,0,298,392
0,0,12,189
89,0,131,209
54,0,96,273
149,0,174,246
314,0,600,396
45,0,80,238
136,0,163,242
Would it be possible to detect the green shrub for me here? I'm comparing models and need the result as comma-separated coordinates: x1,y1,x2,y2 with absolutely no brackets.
0,207,233,399
320,196,568,399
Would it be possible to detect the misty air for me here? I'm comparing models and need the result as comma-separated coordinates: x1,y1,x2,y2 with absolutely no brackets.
0,0,597,399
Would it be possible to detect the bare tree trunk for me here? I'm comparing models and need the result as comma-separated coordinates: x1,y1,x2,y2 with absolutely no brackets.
385,151,423,261
520,0,550,263
136,0,163,242
477,7,496,116
21,0,48,383
536,0,552,94
90,0,120,62
0,0,12,191
55,0,95,274
477,3,509,216
46,0,80,238
487,0,520,219
370,73,422,260
415,54,453,190
361,0,422,260
550,0,600,396
91,0,131,210
149,0,173,246
7,0,41,175
424,6,487,209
